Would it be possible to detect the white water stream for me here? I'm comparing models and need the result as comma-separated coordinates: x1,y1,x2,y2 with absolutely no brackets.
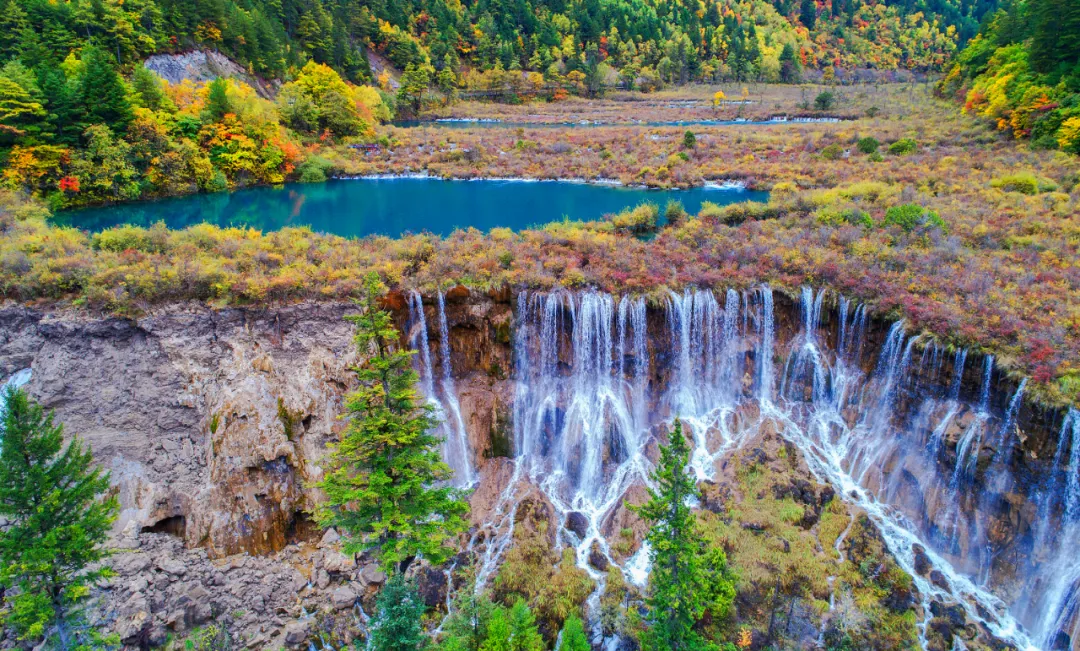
412,287,1077,650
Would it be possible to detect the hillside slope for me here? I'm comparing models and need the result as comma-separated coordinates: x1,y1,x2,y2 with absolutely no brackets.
4,0,978,85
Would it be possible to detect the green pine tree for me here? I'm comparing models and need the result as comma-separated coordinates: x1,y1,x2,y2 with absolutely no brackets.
79,46,132,132
316,272,469,575
131,66,166,112
507,600,544,651
477,600,542,651
0,387,119,649
370,574,429,651
203,77,232,123
633,420,735,651
556,614,589,651
442,588,495,651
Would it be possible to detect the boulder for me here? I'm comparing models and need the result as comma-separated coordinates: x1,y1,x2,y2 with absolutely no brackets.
284,621,310,646
566,512,590,538
360,564,387,586
588,542,609,572
156,558,187,576
331,586,357,610
929,570,951,591
320,528,341,547
912,544,932,575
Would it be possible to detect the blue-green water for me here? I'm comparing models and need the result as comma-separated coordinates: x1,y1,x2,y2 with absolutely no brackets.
55,178,767,239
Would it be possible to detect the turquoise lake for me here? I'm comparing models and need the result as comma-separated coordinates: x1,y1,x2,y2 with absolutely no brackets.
56,178,767,239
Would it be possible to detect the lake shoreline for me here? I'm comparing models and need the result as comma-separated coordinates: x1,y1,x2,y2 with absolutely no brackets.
55,172,759,218
54,175,767,238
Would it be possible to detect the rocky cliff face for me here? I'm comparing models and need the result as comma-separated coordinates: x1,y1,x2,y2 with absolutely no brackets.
0,289,1071,649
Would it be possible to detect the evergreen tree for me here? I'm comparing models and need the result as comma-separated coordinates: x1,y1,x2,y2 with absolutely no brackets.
800,0,818,29
556,614,589,651
370,574,428,651
316,272,469,575
397,64,433,116
79,46,132,132
478,600,543,651
37,67,84,145
633,420,735,651
507,600,544,651
131,66,167,112
203,77,232,123
779,42,802,83
442,589,496,651
0,72,46,141
0,387,119,648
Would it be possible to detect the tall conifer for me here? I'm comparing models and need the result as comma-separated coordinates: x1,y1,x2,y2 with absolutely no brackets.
0,387,118,649
316,272,469,575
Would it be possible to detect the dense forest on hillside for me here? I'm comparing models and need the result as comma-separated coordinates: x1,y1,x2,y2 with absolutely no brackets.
3,0,979,87
938,0,1080,154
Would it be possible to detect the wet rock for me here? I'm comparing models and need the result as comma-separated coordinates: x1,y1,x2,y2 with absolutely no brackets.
881,584,914,612
819,485,835,506
1049,630,1072,650
929,570,951,591
445,285,470,301
589,542,609,572
416,567,448,609
929,600,966,629
566,512,590,538
929,617,955,647
912,544,932,575
745,447,769,466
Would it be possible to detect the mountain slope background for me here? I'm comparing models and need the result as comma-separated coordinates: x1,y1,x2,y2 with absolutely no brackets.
4,0,990,88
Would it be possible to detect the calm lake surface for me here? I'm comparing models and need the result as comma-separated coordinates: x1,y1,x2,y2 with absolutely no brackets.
56,178,768,239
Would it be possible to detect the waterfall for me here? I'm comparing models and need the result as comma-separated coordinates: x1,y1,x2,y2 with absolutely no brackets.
978,356,994,412
1033,410,1080,649
949,349,968,401
437,292,476,487
409,292,436,397
457,286,1072,651
757,286,775,404
407,292,475,488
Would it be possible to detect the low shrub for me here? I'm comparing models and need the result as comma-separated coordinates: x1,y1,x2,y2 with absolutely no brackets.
611,203,659,235
887,138,918,155
821,144,844,160
816,206,873,228
298,155,334,183
991,173,1058,195
856,137,879,154
883,203,946,232
664,200,687,227
814,92,836,111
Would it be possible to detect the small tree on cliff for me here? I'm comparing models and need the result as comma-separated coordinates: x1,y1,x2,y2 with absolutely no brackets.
634,420,735,651
0,387,119,649
316,272,469,575
370,573,428,651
